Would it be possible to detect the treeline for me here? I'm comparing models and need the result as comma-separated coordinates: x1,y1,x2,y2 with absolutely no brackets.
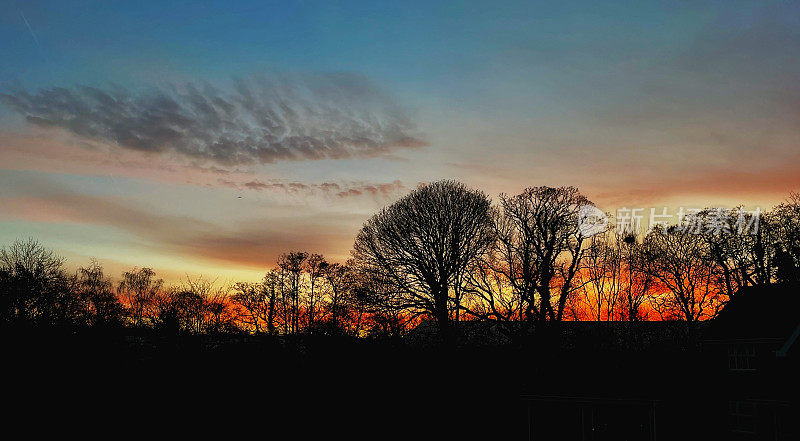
0,241,404,337
352,182,800,344
2,181,799,344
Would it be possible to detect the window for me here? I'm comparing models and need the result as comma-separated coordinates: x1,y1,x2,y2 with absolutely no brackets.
728,343,756,371
729,400,756,434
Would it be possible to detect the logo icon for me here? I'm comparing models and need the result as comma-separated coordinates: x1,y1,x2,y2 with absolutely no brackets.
578,205,608,237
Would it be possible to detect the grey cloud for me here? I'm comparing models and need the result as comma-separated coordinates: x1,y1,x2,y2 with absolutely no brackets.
337,181,404,198
0,73,426,165
218,178,404,198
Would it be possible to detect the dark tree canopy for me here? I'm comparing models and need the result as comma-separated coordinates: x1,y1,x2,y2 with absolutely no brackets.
352,180,494,344
3,186,800,344
462,186,592,340
0,238,69,324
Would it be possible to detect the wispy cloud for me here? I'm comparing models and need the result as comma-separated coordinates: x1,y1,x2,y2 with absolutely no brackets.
19,11,43,53
216,178,404,199
0,72,426,166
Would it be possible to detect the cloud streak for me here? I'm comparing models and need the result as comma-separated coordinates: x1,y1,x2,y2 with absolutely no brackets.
0,189,358,269
217,178,405,199
0,72,426,166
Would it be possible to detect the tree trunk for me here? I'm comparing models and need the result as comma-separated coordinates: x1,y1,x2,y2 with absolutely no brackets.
267,288,276,335
434,285,452,346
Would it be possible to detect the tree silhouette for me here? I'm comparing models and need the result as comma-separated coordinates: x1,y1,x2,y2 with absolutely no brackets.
771,192,800,284
320,261,352,334
232,281,267,334
3,186,800,342
305,253,325,330
0,238,69,325
75,260,123,327
263,270,280,335
278,251,307,334
640,227,724,321
117,267,162,327
463,186,590,340
353,180,494,345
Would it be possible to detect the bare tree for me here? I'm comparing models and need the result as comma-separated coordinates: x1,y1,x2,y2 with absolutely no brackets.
618,233,653,321
276,264,291,334
75,260,122,327
232,282,266,333
464,186,590,339
0,238,70,325
462,244,526,340
692,207,771,298
167,276,233,334
203,281,233,334
263,270,280,335
346,264,391,336
770,192,800,284
640,227,724,321
575,233,622,321
118,267,163,327
352,180,494,345
305,253,326,330
352,266,415,338
320,260,355,334
278,252,307,334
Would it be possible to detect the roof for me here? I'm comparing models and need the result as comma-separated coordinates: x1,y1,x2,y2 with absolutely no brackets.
706,284,800,342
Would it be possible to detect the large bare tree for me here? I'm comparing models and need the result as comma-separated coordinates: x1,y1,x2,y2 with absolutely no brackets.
463,186,590,339
352,180,494,345
639,227,724,321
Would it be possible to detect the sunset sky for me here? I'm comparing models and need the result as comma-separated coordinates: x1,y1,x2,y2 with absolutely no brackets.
2,0,799,282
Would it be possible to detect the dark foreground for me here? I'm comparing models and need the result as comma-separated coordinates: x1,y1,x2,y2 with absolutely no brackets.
3,328,798,440
4,329,525,439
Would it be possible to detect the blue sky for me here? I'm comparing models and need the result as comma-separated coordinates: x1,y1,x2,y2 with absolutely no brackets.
1,2,733,96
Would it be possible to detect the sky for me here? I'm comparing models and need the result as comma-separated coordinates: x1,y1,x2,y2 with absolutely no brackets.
1,0,799,282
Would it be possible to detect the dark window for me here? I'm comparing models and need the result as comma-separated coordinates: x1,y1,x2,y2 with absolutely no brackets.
728,343,756,371
729,400,756,434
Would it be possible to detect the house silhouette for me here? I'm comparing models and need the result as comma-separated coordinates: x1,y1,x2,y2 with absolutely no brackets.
520,284,800,440
703,284,799,439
